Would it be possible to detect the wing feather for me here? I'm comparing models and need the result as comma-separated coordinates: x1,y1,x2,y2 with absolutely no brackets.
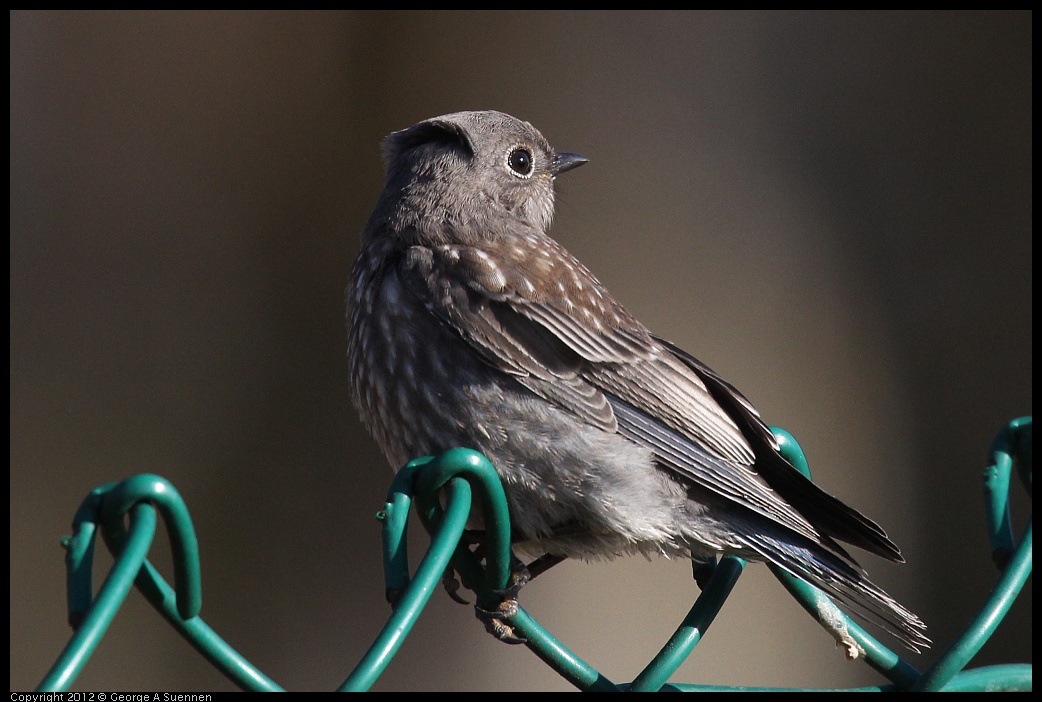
396,241,825,544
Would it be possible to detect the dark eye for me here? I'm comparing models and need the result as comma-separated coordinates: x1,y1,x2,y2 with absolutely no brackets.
507,147,533,177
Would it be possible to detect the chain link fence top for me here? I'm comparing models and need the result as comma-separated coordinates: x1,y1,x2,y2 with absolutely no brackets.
37,418,1031,692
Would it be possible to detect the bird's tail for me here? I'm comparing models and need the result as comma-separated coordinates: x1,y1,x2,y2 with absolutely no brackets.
737,528,930,652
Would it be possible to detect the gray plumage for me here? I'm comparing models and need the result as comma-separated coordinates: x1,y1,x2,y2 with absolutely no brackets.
347,110,928,650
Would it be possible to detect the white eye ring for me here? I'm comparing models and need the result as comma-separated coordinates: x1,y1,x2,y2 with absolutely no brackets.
506,146,534,179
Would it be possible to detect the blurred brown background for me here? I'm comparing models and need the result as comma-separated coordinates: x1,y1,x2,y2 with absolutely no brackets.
11,11,1031,691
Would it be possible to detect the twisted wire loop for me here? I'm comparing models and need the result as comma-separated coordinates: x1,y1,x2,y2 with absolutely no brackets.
909,416,1032,692
38,420,1032,691
40,475,282,692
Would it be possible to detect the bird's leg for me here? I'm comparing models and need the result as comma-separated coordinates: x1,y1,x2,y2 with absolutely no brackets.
525,553,565,580
452,524,568,644
441,567,469,605
440,529,487,605
473,553,529,644
691,552,719,590
473,552,564,645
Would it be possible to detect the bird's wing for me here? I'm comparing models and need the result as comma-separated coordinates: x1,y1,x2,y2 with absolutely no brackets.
396,242,618,431
396,239,833,545
656,336,903,562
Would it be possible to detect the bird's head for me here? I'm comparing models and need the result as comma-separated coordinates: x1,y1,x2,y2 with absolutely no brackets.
370,110,587,247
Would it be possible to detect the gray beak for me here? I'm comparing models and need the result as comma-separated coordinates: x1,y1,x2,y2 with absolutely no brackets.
551,152,589,176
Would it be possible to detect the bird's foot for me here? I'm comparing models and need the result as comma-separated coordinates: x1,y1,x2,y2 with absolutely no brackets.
473,563,532,644
691,554,718,590
474,599,525,644
441,566,470,605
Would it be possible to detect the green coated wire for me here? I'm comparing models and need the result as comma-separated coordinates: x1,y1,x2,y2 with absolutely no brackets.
40,475,281,692
122,557,283,691
365,427,920,691
373,421,1030,691
39,419,1031,691
63,481,113,629
657,663,1032,692
912,417,1033,692
353,448,620,691
98,474,202,620
340,473,473,691
508,607,619,691
627,556,746,692
767,429,922,688
984,428,1017,567
769,566,922,687
101,477,282,691
41,502,158,691
412,448,515,595
932,663,1032,692
984,416,1031,566
912,519,1031,691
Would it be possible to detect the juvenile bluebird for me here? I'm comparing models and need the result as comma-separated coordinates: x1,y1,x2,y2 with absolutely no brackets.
347,110,928,651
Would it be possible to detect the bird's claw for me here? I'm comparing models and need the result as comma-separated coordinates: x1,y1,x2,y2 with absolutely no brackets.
691,554,718,590
442,567,470,605
474,600,526,644
493,564,531,599
472,562,533,644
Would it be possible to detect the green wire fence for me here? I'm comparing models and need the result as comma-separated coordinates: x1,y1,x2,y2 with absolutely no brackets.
37,417,1032,691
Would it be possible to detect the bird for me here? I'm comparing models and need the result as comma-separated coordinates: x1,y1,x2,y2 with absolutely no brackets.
346,110,928,651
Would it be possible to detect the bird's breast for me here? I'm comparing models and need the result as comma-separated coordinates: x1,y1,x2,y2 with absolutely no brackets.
348,269,498,470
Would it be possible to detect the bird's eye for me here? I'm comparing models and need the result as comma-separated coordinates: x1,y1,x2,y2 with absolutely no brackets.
506,147,534,178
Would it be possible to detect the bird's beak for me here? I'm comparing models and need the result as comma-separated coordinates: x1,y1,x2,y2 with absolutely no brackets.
551,152,589,176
